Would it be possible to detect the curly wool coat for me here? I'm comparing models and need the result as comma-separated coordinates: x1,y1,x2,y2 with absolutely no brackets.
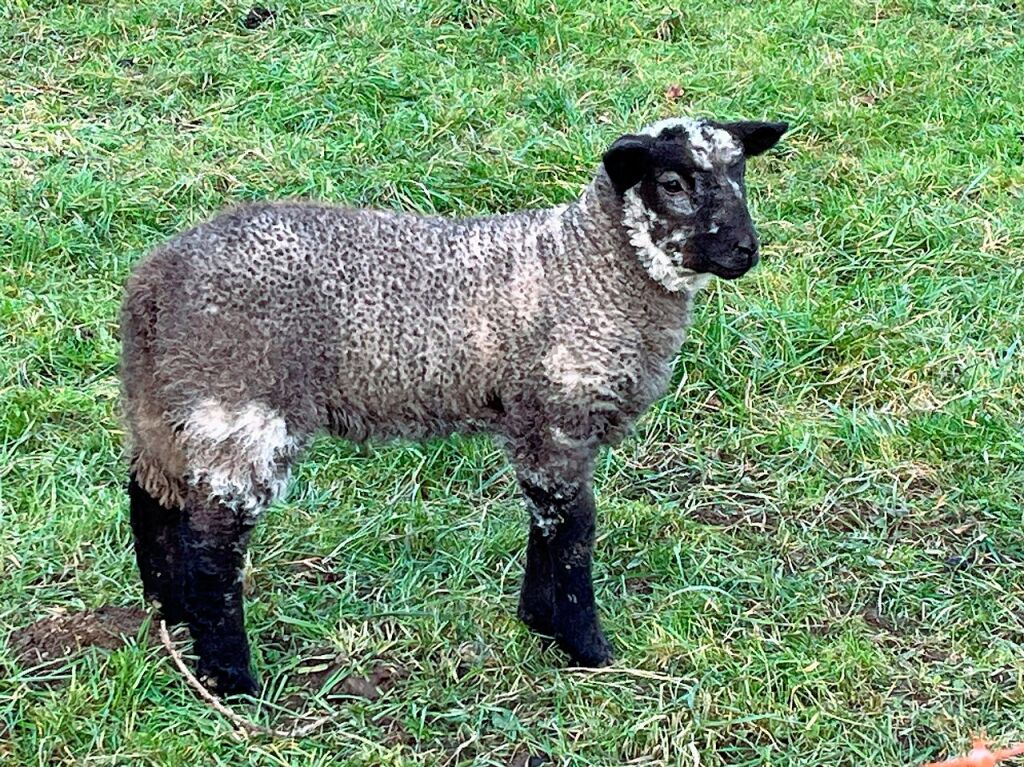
122,172,701,515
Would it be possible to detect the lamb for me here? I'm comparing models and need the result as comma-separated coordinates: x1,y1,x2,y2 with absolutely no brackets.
120,116,788,696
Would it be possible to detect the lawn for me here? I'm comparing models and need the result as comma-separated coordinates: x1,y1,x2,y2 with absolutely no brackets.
1,0,1023,765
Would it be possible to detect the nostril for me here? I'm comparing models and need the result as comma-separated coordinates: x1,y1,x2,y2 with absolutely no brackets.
737,243,759,270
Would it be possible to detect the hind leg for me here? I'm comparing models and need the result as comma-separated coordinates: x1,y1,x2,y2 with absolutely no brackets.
180,499,259,697
164,397,301,695
128,473,186,624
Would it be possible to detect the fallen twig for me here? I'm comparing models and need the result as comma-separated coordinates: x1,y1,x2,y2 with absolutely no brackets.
158,620,334,738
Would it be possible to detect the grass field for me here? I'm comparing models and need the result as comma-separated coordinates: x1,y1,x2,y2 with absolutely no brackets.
2,0,1023,765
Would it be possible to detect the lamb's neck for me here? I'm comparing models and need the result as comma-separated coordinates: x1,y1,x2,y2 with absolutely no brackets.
549,175,706,312
522,176,704,360
565,175,711,293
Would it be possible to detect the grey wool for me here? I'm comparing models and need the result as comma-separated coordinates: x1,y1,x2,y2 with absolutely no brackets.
120,116,788,694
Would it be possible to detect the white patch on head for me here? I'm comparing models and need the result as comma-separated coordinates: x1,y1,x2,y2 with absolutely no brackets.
640,117,742,170
621,187,711,293
182,399,298,514
639,117,704,138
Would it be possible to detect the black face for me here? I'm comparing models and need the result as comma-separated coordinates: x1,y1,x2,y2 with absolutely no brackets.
602,119,788,281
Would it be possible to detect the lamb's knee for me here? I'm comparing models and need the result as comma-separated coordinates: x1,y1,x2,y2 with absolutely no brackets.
512,447,594,536
519,476,585,539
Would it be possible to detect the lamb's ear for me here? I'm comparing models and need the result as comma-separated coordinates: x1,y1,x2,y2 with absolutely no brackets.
723,121,789,157
602,134,654,194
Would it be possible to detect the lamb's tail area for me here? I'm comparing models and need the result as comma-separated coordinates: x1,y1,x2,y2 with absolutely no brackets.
119,261,189,507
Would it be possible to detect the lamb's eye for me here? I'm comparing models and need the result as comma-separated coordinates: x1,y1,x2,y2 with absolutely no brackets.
661,178,688,194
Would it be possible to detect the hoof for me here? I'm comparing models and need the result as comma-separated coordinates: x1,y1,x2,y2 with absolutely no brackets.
198,664,260,698
521,602,614,667
566,640,614,668
556,623,613,668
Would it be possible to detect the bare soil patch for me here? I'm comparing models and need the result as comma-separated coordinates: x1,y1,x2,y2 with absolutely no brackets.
509,753,549,767
9,606,158,669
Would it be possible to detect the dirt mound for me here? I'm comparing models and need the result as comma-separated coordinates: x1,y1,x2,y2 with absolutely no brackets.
9,606,158,668
509,754,549,767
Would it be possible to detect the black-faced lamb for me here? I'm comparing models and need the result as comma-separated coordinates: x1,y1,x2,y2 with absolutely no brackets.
120,116,788,696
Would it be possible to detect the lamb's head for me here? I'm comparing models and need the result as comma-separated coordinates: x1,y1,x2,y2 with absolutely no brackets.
602,117,788,290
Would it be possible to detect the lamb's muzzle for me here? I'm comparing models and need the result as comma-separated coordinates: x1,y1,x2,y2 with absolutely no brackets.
120,116,788,695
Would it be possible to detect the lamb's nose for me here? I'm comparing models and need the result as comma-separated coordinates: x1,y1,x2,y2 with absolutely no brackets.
737,233,758,254
735,233,760,269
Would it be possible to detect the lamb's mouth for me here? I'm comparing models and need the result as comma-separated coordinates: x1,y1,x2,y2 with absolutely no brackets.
703,251,760,280
711,265,750,280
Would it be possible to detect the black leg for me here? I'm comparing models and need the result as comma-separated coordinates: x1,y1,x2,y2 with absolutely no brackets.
180,500,259,697
518,523,555,634
518,477,612,667
128,473,186,624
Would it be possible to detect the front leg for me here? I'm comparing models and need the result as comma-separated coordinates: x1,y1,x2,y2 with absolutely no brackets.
517,473,612,667
518,522,555,634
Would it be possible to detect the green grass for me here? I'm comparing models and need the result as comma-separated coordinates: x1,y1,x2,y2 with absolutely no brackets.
2,0,1023,764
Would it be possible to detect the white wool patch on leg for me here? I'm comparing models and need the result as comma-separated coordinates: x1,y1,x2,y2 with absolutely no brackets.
181,400,299,514
529,500,561,539
516,466,580,540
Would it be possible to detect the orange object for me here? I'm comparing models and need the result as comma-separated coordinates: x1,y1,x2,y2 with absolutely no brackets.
922,738,1024,767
